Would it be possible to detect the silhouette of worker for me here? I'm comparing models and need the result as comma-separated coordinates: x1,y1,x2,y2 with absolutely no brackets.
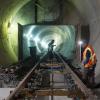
48,40,56,58
48,39,56,52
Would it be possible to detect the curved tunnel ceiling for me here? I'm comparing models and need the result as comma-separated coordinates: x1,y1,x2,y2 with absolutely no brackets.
0,0,99,64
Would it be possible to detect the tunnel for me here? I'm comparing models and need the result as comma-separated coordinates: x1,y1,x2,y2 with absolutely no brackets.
21,25,76,59
0,0,100,99
0,0,99,75
0,0,88,63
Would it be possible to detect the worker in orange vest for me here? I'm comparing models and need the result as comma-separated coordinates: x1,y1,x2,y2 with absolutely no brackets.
81,41,97,87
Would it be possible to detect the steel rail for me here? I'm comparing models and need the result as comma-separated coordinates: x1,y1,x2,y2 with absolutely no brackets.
6,54,46,100
56,53,97,100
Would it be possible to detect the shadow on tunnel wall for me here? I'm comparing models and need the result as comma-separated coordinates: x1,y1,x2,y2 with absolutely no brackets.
81,25,90,43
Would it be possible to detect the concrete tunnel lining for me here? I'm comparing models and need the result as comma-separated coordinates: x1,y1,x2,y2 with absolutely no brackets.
0,0,31,64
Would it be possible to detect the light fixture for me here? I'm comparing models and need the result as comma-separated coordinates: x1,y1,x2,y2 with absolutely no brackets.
78,40,83,61
78,40,83,45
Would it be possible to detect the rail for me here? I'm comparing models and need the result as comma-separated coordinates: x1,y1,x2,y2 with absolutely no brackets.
6,52,98,100
56,53,97,100
6,54,46,100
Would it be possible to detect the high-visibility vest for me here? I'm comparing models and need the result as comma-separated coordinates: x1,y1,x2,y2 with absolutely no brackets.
83,45,97,68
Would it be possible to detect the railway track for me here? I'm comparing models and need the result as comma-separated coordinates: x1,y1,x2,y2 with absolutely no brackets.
6,52,97,100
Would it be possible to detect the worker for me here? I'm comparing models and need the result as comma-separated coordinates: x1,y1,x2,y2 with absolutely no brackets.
81,41,97,87
48,39,56,52
48,39,56,58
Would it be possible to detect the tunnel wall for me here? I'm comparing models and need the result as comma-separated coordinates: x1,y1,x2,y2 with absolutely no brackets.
89,19,100,83
0,0,84,65
70,0,100,84
0,0,30,65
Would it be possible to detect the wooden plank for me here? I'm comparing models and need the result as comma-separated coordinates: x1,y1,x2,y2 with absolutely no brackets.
35,89,85,97
20,89,85,98
40,63,64,67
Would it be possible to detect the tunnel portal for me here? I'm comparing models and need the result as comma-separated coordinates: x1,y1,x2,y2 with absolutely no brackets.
19,24,76,60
